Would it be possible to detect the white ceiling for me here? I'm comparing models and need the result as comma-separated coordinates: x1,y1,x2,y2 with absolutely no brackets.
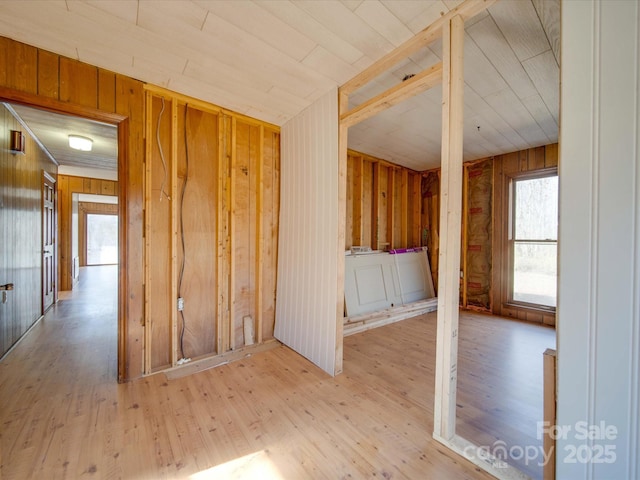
0,0,559,171
8,103,118,171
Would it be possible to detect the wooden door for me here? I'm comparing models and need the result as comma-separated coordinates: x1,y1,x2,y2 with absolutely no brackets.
42,172,56,313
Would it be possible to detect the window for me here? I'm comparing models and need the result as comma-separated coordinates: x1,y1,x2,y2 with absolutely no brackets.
509,172,558,308
87,214,118,265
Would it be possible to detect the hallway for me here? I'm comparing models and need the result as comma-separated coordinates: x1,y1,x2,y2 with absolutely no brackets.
0,265,120,477
1,265,117,379
4,265,118,385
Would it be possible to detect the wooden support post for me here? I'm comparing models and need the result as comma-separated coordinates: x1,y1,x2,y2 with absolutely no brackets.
171,99,178,364
543,348,557,480
216,114,223,355
461,164,469,308
143,90,153,374
371,163,380,250
433,14,465,442
255,125,264,344
412,174,422,247
335,89,349,375
353,155,364,246
387,168,395,248
401,169,409,247
217,114,230,354
229,117,237,351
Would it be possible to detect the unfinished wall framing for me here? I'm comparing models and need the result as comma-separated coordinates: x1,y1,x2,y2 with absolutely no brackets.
345,150,423,251
144,88,280,373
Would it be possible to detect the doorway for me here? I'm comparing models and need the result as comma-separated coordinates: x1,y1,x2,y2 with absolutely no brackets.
1,95,126,380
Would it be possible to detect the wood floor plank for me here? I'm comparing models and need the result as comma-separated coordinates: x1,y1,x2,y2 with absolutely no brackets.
0,266,554,479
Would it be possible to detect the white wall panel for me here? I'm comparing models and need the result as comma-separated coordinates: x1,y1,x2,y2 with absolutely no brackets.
275,88,339,375
558,1,640,478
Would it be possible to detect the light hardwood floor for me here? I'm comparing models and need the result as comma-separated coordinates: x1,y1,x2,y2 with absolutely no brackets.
0,266,554,479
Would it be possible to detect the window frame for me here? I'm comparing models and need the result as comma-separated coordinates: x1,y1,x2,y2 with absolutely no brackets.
505,167,558,312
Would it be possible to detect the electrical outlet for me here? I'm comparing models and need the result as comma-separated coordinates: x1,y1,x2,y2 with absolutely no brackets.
177,297,184,311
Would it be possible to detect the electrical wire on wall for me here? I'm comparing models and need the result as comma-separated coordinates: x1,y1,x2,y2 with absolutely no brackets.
177,103,190,363
156,97,171,201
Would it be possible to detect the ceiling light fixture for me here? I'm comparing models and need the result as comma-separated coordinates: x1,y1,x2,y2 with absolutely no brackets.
68,135,93,151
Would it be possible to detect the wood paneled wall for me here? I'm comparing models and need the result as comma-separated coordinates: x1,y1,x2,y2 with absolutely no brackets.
345,150,423,251
58,175,118,289
0,103,57,358
145,89,280,372
0,35,148,381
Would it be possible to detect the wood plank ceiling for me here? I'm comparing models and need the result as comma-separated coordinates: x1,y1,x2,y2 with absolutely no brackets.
0,0,559,171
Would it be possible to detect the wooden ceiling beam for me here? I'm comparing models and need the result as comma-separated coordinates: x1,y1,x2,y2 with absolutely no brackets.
340,0,497,97
340,62,442,128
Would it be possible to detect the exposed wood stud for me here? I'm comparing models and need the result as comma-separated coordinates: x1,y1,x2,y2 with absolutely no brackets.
221,113,232,354
229,116,237,351
412,173,422,247
141,87,279,372
401,169,409,247
256,125,264,344
462,164,470,308
143,90,153,374
335,89,349,375
216,114,226,355
371,162,380,250
434,13,465,442
387,168,395,249
353,155,364,246
171,98,178,365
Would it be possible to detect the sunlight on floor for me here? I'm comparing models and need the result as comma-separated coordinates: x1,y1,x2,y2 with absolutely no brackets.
189,450,283,479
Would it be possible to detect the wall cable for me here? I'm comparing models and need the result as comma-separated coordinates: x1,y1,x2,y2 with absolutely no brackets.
156,97,171,201
177,103,190,360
